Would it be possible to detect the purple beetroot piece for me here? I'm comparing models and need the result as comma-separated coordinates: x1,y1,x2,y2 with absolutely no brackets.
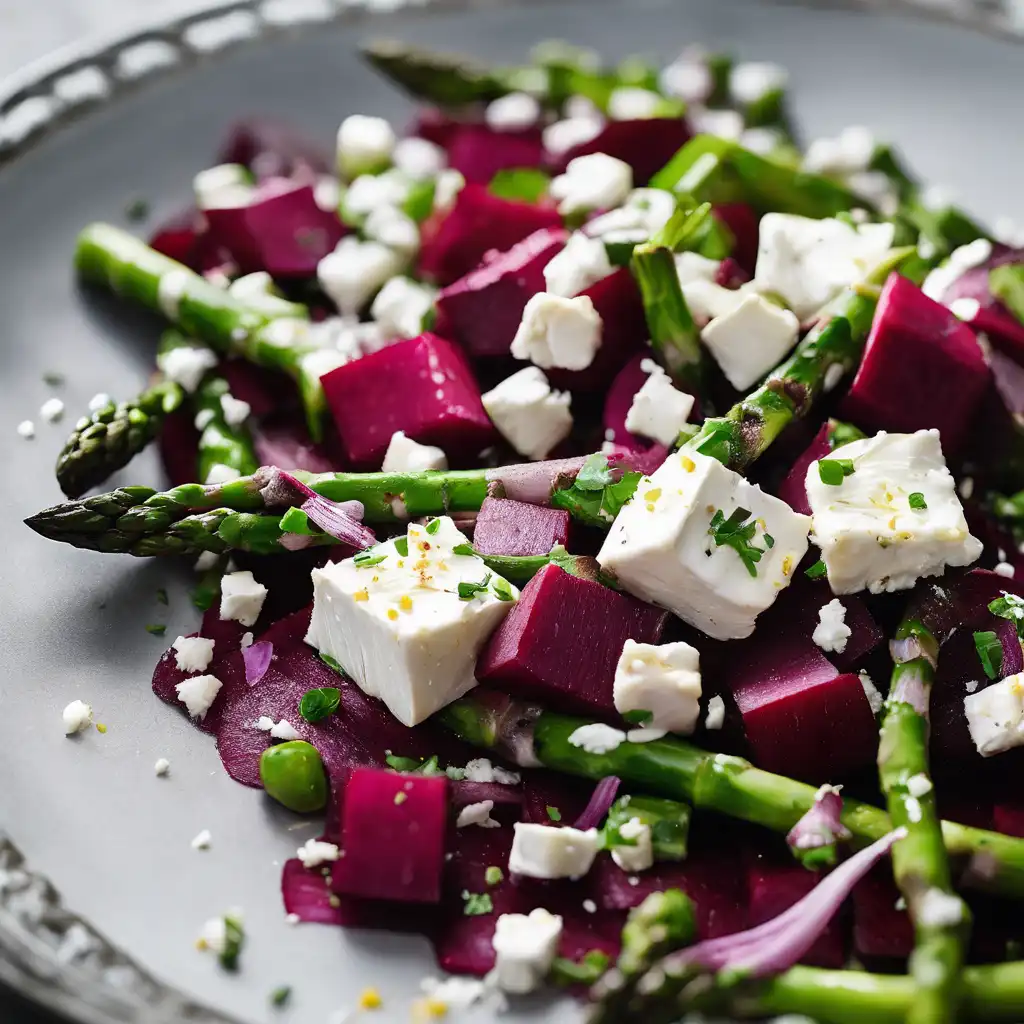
840,273,989,454
217,118,332,180
852,865,913,961
332,768,449,903
712,204,759,276
447,125,545,184
776,423,832,516
321,333,495,467
435,227,568,358
551,118,690,186
418,183,563,285
477,563,668,716
472,497,571,556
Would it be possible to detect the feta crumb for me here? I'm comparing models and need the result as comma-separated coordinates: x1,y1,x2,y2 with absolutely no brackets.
172,635,216,674
219,394,251,427
740,126,784,156
542,116,604,157
543,232,614,298
860,672,884,715
509,823,600,881
959,476,975,500
193,163,252,210
337,114,395,179
491,909,563,994
917,888,965,929
549,153,633,217
370,276,436,341
393,137,446,180
39,397,65,422
432,169,466,214
586,187,675,244
194,550,219,572
906,773,933,798
730,61,787,104
660,56,712,103
511,292,603,371
285,913,300,926
704,694,725,731
624,362,694,446
318,236,406,316
157,345,218,393
627,726,668,743
462,758,521,786
88,392,112,412
567,723,627,754
204,463,241,485
341,170,411,222
419,976,488,1010
611,817,654,873
16,419,35,439
950,297,981,322
240,632,254,649
812,599,851,654
62,700,93,735
191,829,212,851
803,125,875,177
154,758,171,776
688,107,744,140
255,716,275,731
363,205,419,255
582,899,597,914
456,800,500,829
607,86,662,121
482,366,573,461
966,680,979,694
219,570,268,627
381,430,447,473
922,238,993,301
905,796,922,823
485,92,541,131
297,838,340,868
194,408,215,431
270,719,301,741
174,674,223,720
613,638,702,734
996,562,1016,578
965,673,1024,756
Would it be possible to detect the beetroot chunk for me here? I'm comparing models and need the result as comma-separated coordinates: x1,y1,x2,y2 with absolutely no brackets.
551,119,690,187
840,273,989,455
472,497,571,556
776,423,832,516
712,204,760,276
332,768,448,904
435,227,568,358
419,184,563,285
217,118,332,180
322,333,495,467
447,125,545,184
477,563,668,716
852,865,913,961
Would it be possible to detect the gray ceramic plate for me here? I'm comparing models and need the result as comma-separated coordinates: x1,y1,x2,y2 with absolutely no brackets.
1,1,1022,1022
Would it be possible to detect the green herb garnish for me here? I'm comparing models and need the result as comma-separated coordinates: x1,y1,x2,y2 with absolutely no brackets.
990,265,1024,326
623,709,654,726
156,587,168,605
42,371,65,386
452,542,475,556
461,890,494,916
550,454,642,527
318,652,343,674
550,950,611,986
805,559,827,580
485,866,504,886
974,630,1002,680
425,518,441,535
298,687,341,723
488,167,551,204
491,577,515,602
547,805,562,822
990,593,1024,637
708,506,767,577
817,458,856,486
575,452,616,491
353,550,387,568
908,492,928,510
219,912,245,971
393,536,409,557
458,573,492,600
145,623,167,636
269,985,292,1008
386,754,422,772
125,197,150,222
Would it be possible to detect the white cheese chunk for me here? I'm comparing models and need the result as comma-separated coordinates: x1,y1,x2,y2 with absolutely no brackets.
157,345,218,393
62,699,93,735
688,107,744,141
456,800,500,829
204,463,241,485
381,430,448,473
460,758,521,786
917,889,966,929
754,214,895,319
219,394,251,427
337,114,396,179
508,823,600,881
660,56,713,103
305,518,517,726
598,449,811,640
341,169,411,223
269,719,301,741
922,238,993,301
297,838,340,868
510,292,603,371
317,236,406,316
965,673,1024,757
193,163,253,211
542,115,604,157
175,674,223,720
611,817,654,873
172,635,216,674
40,397,64,422
680,278,746,324
730,61,787,104
363,205,419,255
491,909,563,995
549,153,633,217
567,723,626,754
88,392,112,413
485,92,541,131
393,136,446,180
370,276,436,340
740,127,785,156
812,599,851,654
482,367,572,461
700,293,800,390
805,430,982,595
154,757,171,776
803,126,876,177
906,773,933,798
613,639,702,734
16,419,35,439
191,829,212,851
543,232,614,298
675,250,722,287
704,694,726,730
860,672,884,716
227,272,300,317
586,188,676,245
607,86,662,121
624,360,694,446
219,570,268,627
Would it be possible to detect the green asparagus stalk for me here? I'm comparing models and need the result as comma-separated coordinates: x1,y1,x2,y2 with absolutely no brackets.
879,619,970,1023
435,694,1024,898
192,375,259,485
55,380,185,498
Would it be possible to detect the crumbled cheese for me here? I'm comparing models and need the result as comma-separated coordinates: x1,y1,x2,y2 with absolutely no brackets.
688,107,743,140
16,419,35,439
508,823,600,881
419,976,488,1010
461,758,521,786
542,116,604,157
950,297,981,322
805,430,982,595
193,163,253,210
491,909,563,994
341,170,411,222
381,430,448,473
624,361,694,446
337,114,396,179
154,758,171,776
204,463,241,485
156,270,193,321
543,231,614,298
549,153,633,217
433,169,466,214
582,899,597,914
812,599,851,654
88,392,112,412
485,92,541,131
363,205,420,255
610,817,654,873
370,276,436,341
659,56,712,103
62,700,93,735
227,271,300,316
613,639,702,734
175,674,223,720
270,719,301,741
219,394,251,427
195,550,219,572
905,797,922,823
39,397,65,422
740,127,784,156
996,562,1017,578
730,61,787,104
966,680,979,694
922,239,993,301
318,236,406,316
586,187,675,245
704,694,726,731
393,137,446,180
240,632,254,649
860,672,884,716
567,723,627,754
456,800,500,829
482,366,573,460
965,674,1024,756
297,838,340,868
191,829,212,851
917,889,966,929
510,292,603,371
172,635,216,674
194,408,215,431
314,175,342,212
607,86,662,120
906,773,933,798
219,570,268,627
157,345,218,393
255,716,276,731
803,125,875,177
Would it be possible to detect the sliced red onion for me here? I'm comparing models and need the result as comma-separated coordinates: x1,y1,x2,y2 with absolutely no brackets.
890,665,931,717
786,785,852,854
668,828,905,978
607,445,668,477
574,776,621,831
242,641,274,686
279,532,315,552
486,456,589,504
450,780,524,809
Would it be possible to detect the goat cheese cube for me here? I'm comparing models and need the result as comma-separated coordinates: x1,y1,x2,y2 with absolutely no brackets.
485,92,541,131
193,163,253,211
318,237,406,315
803,126,876,177
543,232,615,298
730,62,787,104
364,205,419,255
219,570,268,627
688,108,744,141
337,114,396,179
40,397,64,422
482,367,572,460
305,518,517,727
370,276,436,340
700,293,800,390
157,345,218,394
597,449,811,640
681,279,746,324
542,115,604,157
624,361,694,446
659,56,713,103
754,214,895,319
392,136,446,180
172,635,216,674
607,86,662,120
675,250,722,286
175,674,223,720
509,823,600,881
965,673,1024,757
297,838,340,868
62,699,93,735
586,188,676,244
227,272,301,318
510,292,603,371
341,169,411,223
491,909,563,994
381,430,448,473
613,639,702,734
549,153,633,217
805,430,982,595
812,599,851,653
611,817,654,873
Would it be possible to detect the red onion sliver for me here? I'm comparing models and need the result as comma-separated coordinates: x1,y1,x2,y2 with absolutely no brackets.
574,776,621,831
300,494,376,549
242,641,274,686
486,456,589,505
786,785,852,853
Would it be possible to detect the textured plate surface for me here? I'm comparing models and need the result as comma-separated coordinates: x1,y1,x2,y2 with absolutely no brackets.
0,1,1022,1022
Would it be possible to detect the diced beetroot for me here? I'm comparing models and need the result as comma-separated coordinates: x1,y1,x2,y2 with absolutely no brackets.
158,408,200,486
712,204,760,277
435,227,568,358
217,118,332,180
418,184,563,286
204,183,345,278
551,118,691,187
322,333,495,467
545,267,648,393
775,423,832,516
477,563,668,716
410,107,464,149
332,768,448,903
852,865,913,961
840,274,989,455
471,497,571,556
747,860,846,968
715,255,751,289
149,208,206,269
994,804,1024,838
447,125,545,185
252,413,343,473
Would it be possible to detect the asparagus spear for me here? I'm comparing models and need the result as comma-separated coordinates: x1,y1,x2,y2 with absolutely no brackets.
192,375,260,485
435,694,1024,898
74,224,327,437
55,380,185,498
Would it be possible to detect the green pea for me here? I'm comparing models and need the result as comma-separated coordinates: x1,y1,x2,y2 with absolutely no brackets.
259,740,328,813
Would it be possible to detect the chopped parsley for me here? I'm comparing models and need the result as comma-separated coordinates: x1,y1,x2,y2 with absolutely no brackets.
125,197,150,221
707,506,768,577
156,587,169,605
990,593,1024,632
452,543,475,556
458,573,492,600
485,866,504,886
298,687,341,723
461,890,494,916
550,454,642,527
550,950,611,986
575,452,616,491
353,550,387,568
817,458,856,486
623,709,654,726
393,536,409,557
425,518,441,535
908,492,928,510
491,577,515,602
974,630,1002,680
145,623,167,636
546,805,562,822
805,559,827,579
318,652,343,674
269,986,292,1008
219,912,245,971
42,371,65,386
488,167,552,204
386,753,422,772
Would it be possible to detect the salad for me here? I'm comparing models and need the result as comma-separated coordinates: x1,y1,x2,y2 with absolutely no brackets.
23,36,1024,1023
